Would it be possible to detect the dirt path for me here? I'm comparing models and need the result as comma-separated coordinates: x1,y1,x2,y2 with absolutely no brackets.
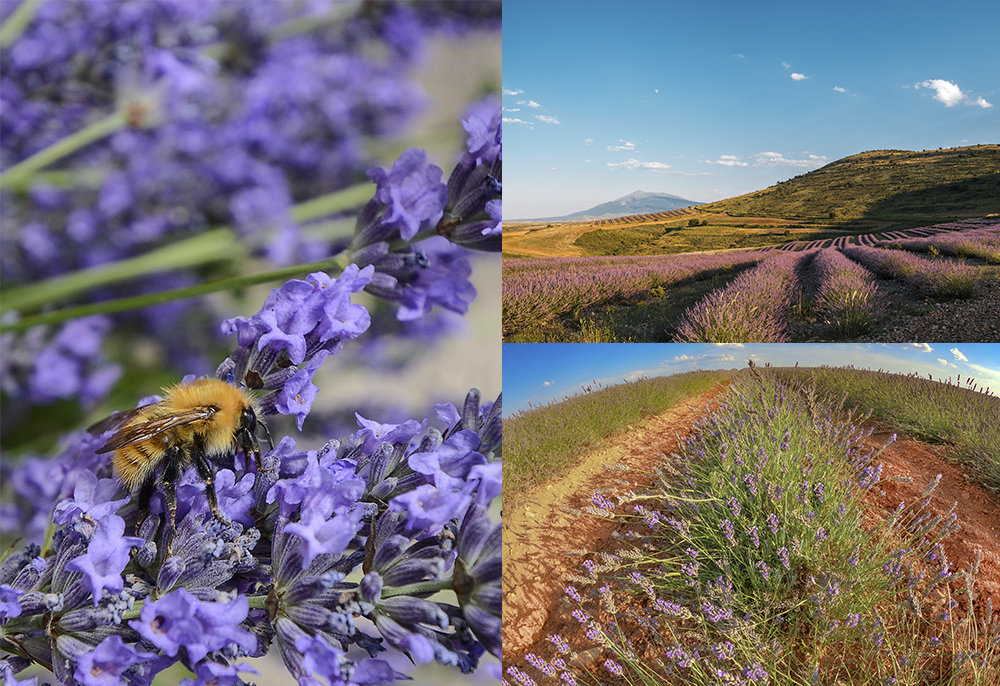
502,384,729,659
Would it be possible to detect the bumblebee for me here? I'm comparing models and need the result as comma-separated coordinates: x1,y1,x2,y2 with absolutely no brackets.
88,378,272,527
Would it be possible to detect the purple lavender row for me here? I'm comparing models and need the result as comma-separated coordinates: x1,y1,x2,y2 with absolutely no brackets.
875,227,1000,264
839,245,980,299
502,251,768,333
811,248,883,337
672,251,814,342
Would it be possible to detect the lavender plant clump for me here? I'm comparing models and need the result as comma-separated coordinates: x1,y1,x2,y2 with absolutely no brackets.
811,248,883,337
672,250,814,342
840,245,980,299
1,0,500,411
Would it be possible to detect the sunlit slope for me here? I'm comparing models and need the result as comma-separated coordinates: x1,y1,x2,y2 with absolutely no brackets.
700,144,1000,220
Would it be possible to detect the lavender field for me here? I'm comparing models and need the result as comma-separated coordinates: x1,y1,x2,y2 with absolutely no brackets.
507,365,1000,686
503,218,999,342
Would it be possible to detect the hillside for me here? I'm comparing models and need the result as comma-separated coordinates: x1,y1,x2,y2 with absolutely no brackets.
522,190,701,221
700,144,1000,220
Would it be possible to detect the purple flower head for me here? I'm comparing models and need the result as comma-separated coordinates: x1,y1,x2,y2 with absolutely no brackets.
73,635,157,686
0,585,24,623
219,266,372,421
454,504,501,658
179,660,258,686
52,470,129,526
275,352,325,431
407,429,485,479
284,507,365,570
65,515,144,606
389,471,475,534
267,452,365,520
129,588,256,665
355,415,423,454
297,634,398,686
367,148,447,241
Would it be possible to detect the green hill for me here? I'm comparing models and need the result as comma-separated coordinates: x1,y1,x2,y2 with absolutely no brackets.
700,144,1000,220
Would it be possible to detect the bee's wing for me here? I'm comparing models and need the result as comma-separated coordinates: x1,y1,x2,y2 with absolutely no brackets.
93,406,216,454
87,405,152,437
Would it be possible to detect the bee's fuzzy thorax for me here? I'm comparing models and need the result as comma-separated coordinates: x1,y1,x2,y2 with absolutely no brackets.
162,378,256,457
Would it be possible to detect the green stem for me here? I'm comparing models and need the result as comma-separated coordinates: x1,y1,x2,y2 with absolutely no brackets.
0,111,128,190
0,0,46,48
380,578,454,599
0,228,241,315
1,182,372,316
0,251,353,334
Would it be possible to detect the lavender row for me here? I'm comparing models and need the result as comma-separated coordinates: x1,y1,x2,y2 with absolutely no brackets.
876,227,1000,263
839,245,980,299
672,250,813,342
811,248,883,337
502,250,767,334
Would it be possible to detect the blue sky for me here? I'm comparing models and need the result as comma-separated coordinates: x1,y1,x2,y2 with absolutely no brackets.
503,343,1000,415
503,0,1000,218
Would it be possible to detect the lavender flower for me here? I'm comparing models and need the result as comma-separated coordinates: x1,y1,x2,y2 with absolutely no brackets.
64,515,144,606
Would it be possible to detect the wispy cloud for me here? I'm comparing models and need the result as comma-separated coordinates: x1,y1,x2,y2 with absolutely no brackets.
607,158,671,172
705,152,827,168
607,140,637,152
915,79,992,108
516,99,542,108
584,138,594,145
502,88,523,95
712,155,749,167
951,347,969,362
909,343,934,353
502,117,532,128
535,114,560,125
791,73,808,81
938,358,958,368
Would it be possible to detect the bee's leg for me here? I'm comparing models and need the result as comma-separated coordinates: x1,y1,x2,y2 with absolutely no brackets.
135,476,157,535
161,451,181,530
193,449,226,523
239,429,262,474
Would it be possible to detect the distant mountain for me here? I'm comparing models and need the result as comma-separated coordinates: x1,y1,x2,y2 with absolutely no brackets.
522,190,702,222
700,144,1000,220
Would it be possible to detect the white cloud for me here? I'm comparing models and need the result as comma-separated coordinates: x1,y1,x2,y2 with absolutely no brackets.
712,154,749,167
782,61,791,70
534,115,560,125
607,158,671,172
675,354,694,361
705,153,826,169
915,79,992,108
951,347,968,362
833,86,847,93
608,157,670,172
937,358,957,368
502,117,532,127
791,73,808,81
713,343,745,348
541,380,553,387
607,140,636,152
502,88,523,95
517,99,542,108
909,343,934,353
753,151,828,168
655,88,659,93
584,138,594,145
